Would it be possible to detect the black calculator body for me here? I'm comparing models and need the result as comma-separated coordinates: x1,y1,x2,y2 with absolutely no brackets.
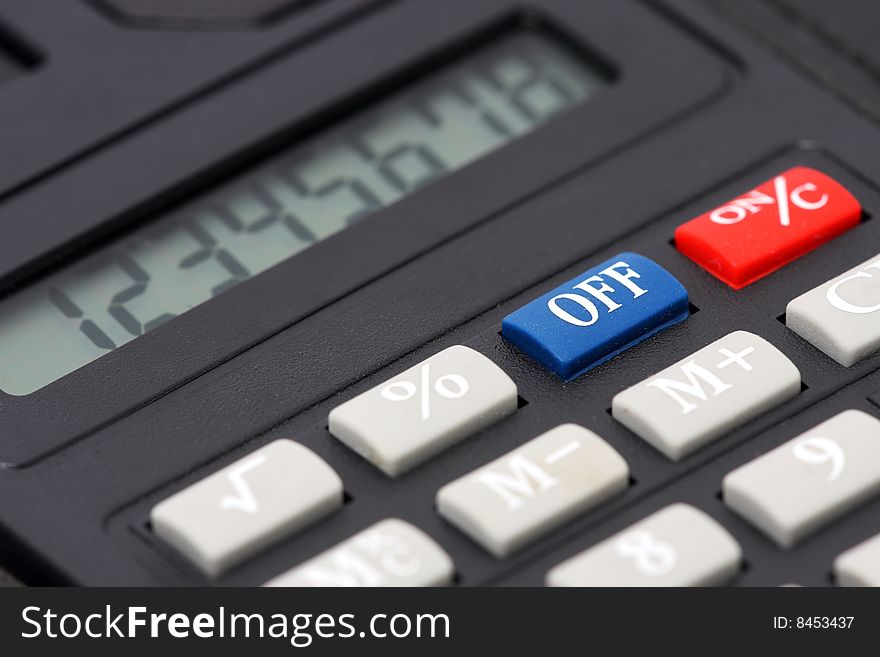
1,0,880,586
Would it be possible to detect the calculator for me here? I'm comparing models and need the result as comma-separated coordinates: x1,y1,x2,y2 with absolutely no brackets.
2,0,880,587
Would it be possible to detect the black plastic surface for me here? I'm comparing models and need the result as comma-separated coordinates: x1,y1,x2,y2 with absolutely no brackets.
91,0,315,28
0,0,879,586
0,0,726,466
0,17,40,83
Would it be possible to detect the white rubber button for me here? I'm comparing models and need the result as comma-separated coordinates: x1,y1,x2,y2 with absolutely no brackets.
834,531,880,587
151,440,343,576
787,253,880,366
264,518,454,587
546,503,741,587
437,424,629,557
329,345,517,477
612,330,800,460
723,409,880,548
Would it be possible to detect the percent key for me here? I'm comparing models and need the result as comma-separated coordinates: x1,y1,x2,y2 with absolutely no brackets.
328,345,518,477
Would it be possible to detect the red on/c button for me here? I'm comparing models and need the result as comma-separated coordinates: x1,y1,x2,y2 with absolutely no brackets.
674,167,861,289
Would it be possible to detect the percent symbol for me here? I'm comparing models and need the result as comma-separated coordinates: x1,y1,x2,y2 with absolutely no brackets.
380,363,469,420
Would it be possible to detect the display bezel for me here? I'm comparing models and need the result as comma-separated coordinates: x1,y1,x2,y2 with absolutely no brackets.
0,26,611,397
0,0,730,466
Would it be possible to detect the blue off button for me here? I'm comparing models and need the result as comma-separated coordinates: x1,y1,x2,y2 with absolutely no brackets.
502,253,689,380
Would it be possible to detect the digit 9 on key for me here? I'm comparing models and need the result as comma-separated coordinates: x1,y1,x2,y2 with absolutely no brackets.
674,167,861,289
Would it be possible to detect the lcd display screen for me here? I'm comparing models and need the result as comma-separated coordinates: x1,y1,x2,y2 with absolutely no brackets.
0,30,608,395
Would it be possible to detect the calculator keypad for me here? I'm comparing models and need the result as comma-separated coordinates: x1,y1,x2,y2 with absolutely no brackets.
501,252,688,381
151,440,343,576
723,410,880,548
834,532,880,586
787,253,880,366
612,331,801,461
328,345,517,477
675,167,861,289
546,503,742,586
263,518,454,587
436,424,629,557
142,166,879,585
